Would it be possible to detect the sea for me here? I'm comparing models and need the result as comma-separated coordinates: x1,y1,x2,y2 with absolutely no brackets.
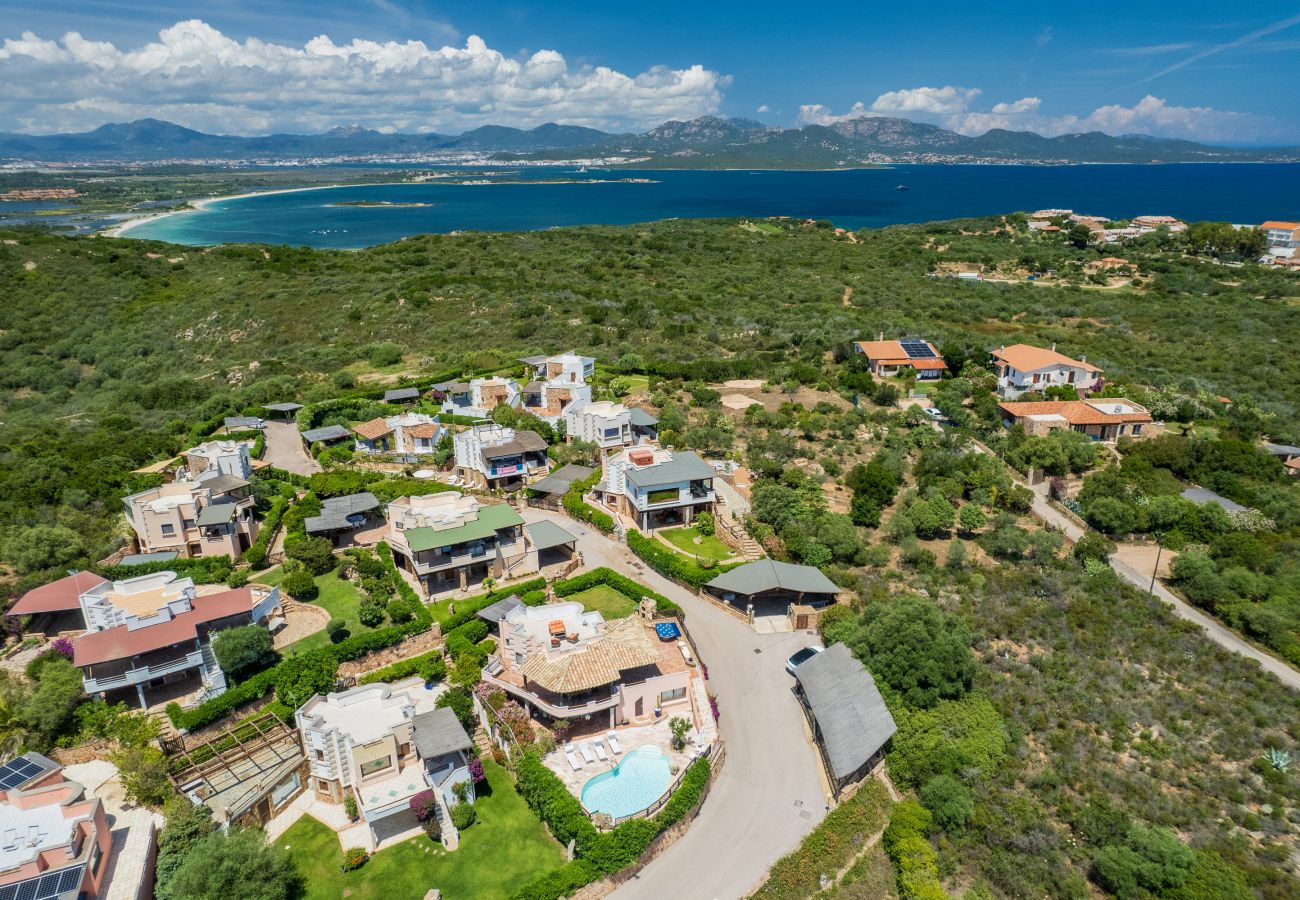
121,163,1300,249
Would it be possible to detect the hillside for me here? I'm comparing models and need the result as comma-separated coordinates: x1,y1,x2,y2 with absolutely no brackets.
2,115,1296,165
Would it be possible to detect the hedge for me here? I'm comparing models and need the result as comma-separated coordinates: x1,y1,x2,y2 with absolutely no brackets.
882,802,946,900
243,496,288,566
553,568,682,618
359,650,447,686
624,531,740,590
510,754,711,900
561,491,614,534
97,555,233,584
752,778,893,899
169,542,433,731
259,466,310,487
440,578,548,632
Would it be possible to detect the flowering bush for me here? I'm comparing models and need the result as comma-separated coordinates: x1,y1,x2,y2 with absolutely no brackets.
50,637,74,659
409,789,437,822
342,847,368,871
468,758,484,783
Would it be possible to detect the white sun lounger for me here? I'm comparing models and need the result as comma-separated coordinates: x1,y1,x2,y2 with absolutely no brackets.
579,741,598,764
565,744,583,771
605,731,624,754
592,738,610,762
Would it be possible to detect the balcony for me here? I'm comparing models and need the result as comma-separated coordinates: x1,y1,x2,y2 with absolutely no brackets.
82,649,205,692
480,661,620,718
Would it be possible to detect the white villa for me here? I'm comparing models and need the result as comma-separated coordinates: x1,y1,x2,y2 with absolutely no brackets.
297,683,475,848
990,343,1103,399
592,446,716,531
352,412,445,455
452,422,551,491
564,401,659,449
436,377,521,418
519,352,596,423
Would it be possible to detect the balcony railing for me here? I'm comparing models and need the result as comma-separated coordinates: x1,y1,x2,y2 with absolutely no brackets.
479,662,619,718
82,649,205,691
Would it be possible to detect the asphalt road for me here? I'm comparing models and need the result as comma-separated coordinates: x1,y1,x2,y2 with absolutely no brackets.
520,508,829,900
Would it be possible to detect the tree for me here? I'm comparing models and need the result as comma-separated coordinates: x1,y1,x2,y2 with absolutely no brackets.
211,625,275,679
958,504,987,535
274,649,338,710
919,774,974,832
280,566,318,601
110,745,174,807
1072,531,1116,564
694,511,715,537
2,525,84,574
851,596,976,709
437,687,476,731
165,829,302,900
1094,845,1145,899
285,536,336,575
1085,497,1139,536
20,657,85,749
155,798,215,900
1068,223,1094,249
850,492,882,528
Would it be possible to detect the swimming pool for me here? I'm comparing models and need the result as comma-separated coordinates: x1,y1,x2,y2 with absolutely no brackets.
580,745,672,819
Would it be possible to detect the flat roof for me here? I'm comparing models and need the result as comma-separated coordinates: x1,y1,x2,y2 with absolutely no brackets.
223,416,262,429
476,594,525,623
528,463,595,495
624,450,715,489
262,402,303,413
411,707,472,759
383,387,421,401
304,492,381,533
195,502,237,527
118,551,180,567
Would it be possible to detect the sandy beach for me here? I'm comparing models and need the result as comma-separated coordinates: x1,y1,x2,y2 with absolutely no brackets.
102,183,353,237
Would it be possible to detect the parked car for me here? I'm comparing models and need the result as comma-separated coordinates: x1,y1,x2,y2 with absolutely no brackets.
785,645,824,675
923,407,945,422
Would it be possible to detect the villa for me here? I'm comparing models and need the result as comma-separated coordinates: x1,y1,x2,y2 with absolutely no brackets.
1132,215,1187,233
853,336,948,380
0,753,113,900
519,352,596,423
480,602,693,728
297,683,474,848
453,422,551,491
990,343,1102,399
435,377,521,418
352,412,445,455
69,570,280,708
998,399,1159,442
564,401,659,449
122,441,258,559
1261,220,1300,249
386,493,543,597
591,446,716,531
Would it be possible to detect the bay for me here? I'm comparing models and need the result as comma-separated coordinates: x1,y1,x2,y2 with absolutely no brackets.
122,163,1300,249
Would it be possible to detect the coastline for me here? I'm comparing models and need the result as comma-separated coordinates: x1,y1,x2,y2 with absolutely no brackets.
103,183,362,238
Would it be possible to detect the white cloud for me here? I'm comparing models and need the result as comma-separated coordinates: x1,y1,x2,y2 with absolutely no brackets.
797,84,1278,143
755,104,769,114
0,20,726,134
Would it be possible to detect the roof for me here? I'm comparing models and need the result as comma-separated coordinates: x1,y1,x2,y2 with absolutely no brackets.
1181,487,1248,514
353,417,395,441
203,473,250,493
1261,221,1300,230
224,416,262,429
384,387,421,402
10,571,108,616
518,355,549,365
433,381,471,394
794,643,897,782
527,520,578,552
624,450,715,488
480,430,549,459
73,586,261,666
118,551,179,567
706,559,840,597
1262,442,1300,457
990,343,1100,373
0,753,60,791
261,402,303,413
301,424,351,444
403,503,525,552
854,339,948,370
628,408,659,427
517,618,660,693
522,380,545,392
528,463,595,495
411,707,473,759
476,594,525,624
998,400,1152,426
304,492,381,534
195,502,237,527
406,423,442,439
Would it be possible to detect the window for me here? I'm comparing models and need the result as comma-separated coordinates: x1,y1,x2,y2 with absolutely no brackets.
659,687,687,704
1032,373,1040,384
1131,424,1142,435
314,749,324,761
270,773,301,809
160,523,176,536
89,841,103,876
359,756,392,778
182,518,196,529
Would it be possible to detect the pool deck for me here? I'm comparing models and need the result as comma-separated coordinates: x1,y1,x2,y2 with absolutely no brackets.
543,718,702,802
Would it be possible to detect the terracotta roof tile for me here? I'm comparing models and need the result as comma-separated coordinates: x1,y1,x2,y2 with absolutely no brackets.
516,618,661,694
999,400,1152,426
10,572,107,616
72,587,263,666
991,343,1100,373
352,418,394,441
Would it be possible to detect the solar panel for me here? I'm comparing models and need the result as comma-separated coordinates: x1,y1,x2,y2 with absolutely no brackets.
0,759,44,790
0,866,86,900
899,339,937,359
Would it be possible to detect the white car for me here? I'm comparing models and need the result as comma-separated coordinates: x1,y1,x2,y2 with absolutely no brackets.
785,644,825,675
923,407,945,422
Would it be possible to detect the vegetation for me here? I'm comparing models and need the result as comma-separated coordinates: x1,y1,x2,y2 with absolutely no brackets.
566,584,637,620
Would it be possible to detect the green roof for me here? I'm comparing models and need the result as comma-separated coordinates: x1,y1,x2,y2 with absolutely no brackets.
403,503,524,552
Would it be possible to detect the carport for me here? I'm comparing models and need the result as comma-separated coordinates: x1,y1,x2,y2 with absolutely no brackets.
526,519,579,568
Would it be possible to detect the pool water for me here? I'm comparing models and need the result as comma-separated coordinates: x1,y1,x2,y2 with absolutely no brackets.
580,745,672,818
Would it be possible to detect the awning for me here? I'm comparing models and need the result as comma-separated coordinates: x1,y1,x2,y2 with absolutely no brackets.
527,520,577,552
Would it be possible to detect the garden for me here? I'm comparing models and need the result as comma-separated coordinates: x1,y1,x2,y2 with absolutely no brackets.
565,584,637,620
659,524,737,563
274,760,564,900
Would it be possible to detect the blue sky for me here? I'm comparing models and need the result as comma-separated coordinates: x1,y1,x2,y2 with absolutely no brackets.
2,1,1298,142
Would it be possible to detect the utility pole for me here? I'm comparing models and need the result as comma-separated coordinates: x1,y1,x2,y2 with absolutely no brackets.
1148,532,1164,596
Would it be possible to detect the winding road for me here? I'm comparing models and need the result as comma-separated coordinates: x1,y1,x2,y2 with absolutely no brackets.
519,508,829,900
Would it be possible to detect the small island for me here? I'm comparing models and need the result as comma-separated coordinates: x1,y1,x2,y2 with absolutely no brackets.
327,200,433,208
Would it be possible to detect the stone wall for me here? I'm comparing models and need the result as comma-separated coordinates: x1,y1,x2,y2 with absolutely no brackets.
338,628,442,680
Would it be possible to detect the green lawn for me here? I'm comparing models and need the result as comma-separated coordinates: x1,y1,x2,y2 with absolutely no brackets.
255,564,370,652
660,526,737,562
274,760,562,900
568,584,637,620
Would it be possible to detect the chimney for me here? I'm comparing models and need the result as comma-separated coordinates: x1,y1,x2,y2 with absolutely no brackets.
1051,343,1056,351
877,331,884,341
1080,355,1086,364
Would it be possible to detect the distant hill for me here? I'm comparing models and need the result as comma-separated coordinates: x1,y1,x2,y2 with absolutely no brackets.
0,115,1293,165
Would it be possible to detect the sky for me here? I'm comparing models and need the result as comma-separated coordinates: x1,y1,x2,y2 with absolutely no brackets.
2,1,1299,144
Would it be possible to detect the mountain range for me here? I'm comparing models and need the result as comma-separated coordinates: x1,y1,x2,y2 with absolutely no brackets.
1,116,1294,166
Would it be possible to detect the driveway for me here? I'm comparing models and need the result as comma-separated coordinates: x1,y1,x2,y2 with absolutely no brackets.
262,421,321,475
519,509,829,900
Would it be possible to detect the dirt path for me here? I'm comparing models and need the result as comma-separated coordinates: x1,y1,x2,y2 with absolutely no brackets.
262,421,321,475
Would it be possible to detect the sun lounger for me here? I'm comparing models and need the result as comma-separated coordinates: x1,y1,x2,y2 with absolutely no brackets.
592,737,610,762
677,640,693,664
605,730,624,754
565,744,583,771
579,741,597,764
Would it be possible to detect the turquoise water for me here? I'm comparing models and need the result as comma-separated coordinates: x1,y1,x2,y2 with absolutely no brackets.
123,163,1300,249
580,745,672,818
